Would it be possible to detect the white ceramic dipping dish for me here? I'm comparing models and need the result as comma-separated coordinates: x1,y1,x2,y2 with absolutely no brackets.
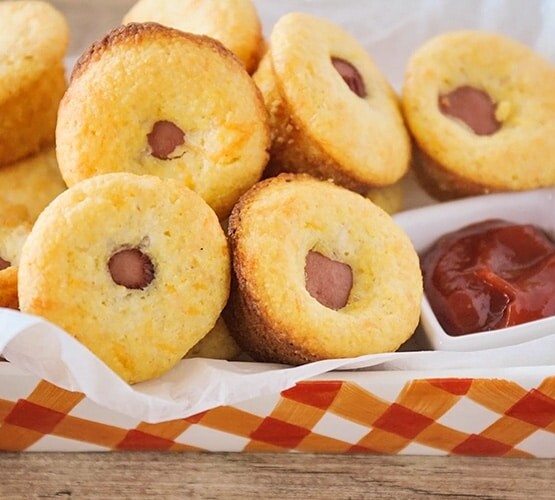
394,187,555,351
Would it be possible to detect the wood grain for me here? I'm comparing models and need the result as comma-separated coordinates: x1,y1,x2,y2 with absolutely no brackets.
1,452,554,499
4,2,554,498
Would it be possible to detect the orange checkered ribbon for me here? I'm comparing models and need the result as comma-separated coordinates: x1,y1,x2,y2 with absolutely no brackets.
2,373,555,455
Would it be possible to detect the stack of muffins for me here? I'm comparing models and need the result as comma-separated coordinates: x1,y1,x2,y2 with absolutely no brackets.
0,1,68,309
4,0,555,384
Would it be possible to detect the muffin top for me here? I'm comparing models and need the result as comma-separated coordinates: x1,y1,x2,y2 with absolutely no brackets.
266,12,410,187
123,0,264,73
18,172,230,383
57,22,270,219
228,174,422,362
0,1,68,102
402,31,555,190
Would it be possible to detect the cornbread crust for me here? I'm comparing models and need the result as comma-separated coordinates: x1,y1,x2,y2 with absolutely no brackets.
185,317,241,360
366,180,404,215
0,1,68,166
0,207,31,309
123,0,265,74
0,147,66,222
0,267,18,310
225,174,422,365
18,173,230,384
253,13,410,193
57,22,270,220
402,31,555,199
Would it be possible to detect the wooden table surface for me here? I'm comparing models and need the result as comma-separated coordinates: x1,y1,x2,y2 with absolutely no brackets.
0,452,554,499
1,1,554,498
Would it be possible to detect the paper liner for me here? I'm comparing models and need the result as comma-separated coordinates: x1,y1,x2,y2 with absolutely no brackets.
2,308,555,423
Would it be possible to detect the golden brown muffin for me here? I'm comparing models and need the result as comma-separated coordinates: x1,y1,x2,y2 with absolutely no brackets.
253,13,410,194
18,173,230,384
0,206,32,309
185,317,242,360
225,174,422,365
123,0,265,74
402,31,555,200
0,1,68,166
56,22,270,220
366,180,405,215
0,147,66,222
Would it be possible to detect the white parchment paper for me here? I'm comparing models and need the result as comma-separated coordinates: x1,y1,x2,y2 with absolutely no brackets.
2,308,555,423
2,0,555,423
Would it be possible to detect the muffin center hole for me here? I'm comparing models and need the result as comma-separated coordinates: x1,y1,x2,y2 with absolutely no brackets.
0,256,10,271
305,250,353,310
147,120,185,160
108,247,155,290
331,57,367,98
439,86,500,136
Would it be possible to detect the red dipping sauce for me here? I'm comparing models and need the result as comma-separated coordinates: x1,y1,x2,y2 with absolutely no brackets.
421,219,555,336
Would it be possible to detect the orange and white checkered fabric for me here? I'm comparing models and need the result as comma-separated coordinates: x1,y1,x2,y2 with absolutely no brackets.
1,373,555,455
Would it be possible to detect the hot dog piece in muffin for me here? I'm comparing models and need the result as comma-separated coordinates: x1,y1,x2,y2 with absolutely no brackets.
18,173,230,384
0,148,66,222
225,174,422,365
253,13,410,194
402,31,555,200
123,0,265,74
0,1,68,166
0,206,32,309
56,23,269,220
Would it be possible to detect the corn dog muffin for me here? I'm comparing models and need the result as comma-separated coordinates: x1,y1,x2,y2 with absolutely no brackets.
225,174,422,365
0,147,66,222
18,173,230,384
56,23,270,219
366,180,405,215
402,31,555,200
185,317,242,360
123,0,265,74
0,1,68,166
0,207,32,309
254,13,410,194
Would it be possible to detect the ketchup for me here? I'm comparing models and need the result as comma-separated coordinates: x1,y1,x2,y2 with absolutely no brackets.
421,219,555,336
